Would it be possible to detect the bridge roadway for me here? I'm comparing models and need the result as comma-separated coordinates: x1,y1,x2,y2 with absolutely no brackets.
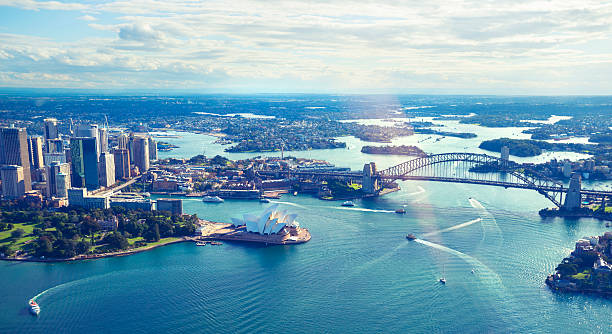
257,170,612,197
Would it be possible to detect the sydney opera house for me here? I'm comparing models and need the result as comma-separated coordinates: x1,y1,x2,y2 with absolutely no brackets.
215,204,310,245
231,204,299,235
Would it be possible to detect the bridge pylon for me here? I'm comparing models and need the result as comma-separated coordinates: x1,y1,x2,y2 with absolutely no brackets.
362,162,380,194
563,173,582,210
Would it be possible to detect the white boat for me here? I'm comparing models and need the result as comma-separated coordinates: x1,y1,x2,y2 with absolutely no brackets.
341,201,355,207
29,299,40,316
260,198,270,203
293,191,298,196
439,278,446,284
202,196,224,203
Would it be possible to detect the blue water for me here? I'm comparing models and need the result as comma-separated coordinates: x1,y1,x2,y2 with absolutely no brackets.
3,113,612,332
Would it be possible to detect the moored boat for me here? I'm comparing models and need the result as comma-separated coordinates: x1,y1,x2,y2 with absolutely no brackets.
29,299,40,316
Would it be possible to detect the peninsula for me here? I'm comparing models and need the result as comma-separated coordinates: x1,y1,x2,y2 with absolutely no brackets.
361,145,427,157
546,232,612,296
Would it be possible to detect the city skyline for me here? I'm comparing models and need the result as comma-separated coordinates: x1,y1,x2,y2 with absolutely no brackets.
0,0,611,94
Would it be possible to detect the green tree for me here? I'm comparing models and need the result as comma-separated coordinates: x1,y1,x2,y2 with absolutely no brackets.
11,228,25,239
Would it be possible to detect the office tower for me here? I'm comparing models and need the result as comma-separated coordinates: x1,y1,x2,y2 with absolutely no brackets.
0,165,25,198
46,138,64,153
113,148,130,180
46,162,71,198
44,118,59,140
98,152,115,187
98,128,108,154
148,137,157,161
132,136,150,173
43,152,67,165
117,133,129,149
75,124,100,158
0,126,32,191
70,137,99,190
28,136,45,169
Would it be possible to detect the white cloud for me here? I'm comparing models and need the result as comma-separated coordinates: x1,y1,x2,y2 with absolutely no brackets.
0,0,611,93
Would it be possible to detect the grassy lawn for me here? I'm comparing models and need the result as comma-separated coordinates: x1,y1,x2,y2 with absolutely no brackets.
134,237,181,249
571,271,590,280
0,223,37,252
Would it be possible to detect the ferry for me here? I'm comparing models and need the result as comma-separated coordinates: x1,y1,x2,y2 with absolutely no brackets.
395,208,406,214
29,299,40,316
202,196,224,203
260,198,270,203
406,233,417,240
341,201,355,207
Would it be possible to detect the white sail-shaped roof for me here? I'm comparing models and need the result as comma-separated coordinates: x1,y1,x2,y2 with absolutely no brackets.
232,205,298,235
244,213,259,233
231,218,245,227
271,222,286,234
264,218,278,234
284,213,298,225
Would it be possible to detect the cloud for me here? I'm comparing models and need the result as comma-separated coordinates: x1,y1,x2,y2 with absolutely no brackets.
78,14,97,21
0,0,612,93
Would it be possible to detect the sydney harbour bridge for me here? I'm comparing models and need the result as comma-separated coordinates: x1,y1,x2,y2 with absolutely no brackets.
257,152,612,210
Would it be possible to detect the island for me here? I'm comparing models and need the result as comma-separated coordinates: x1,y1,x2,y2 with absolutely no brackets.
413,128,477,138
479,138,542,157
546,232,612,296
157,141,179,151
361,145,427,157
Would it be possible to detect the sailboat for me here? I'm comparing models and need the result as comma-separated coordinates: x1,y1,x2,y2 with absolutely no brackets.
439,264,446,284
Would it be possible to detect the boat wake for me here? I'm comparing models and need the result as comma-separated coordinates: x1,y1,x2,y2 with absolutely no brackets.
405,186,426,197
421,218,482,237
269,201,308,209
329,206,396,213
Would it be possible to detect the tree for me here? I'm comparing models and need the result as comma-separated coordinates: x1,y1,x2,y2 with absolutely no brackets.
154,224,160,242
75,240,91,254
11,228,25,239
103,232,129,250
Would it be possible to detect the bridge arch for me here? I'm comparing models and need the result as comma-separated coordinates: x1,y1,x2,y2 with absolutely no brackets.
377,153,567,207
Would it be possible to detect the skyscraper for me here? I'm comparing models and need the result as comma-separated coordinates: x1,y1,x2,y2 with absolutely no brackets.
45,138,64,153
28,136,44,169
117,133,129,149
0,126,32,191
46,161,71,198
98,152,115,187
70,137,99,190
132,136,150,173
148,137,158,161
113,148,131,180
75,124,100,158
44,118,59,140
98,127,108,154
0,165,25,198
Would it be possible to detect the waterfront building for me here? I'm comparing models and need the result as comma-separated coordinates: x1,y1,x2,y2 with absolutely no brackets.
44,118,59,140
156,198,183,216
28,136,45,169
231,204,298,235
149,137,157,161
0,165,25,198
113,148,131,180
99,216,119,231
98,152,116,188
43,152,67,165
67,188,110,209
132,136,150,173
0,126,31,191
45,138,64,153
46,161,71,198
70,137,99,190
110,198,154,211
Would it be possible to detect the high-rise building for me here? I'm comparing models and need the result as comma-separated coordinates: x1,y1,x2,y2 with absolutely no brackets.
46,138,64,153
0,165,25,198
113,148,131,180
43,152,67,165
99,152,115,187
70,137,99,190
117,133,129,149
44,118,59,140
148,137,158,161
132,136,150,173
0,126,31,191
75,124,100,158
28,136,45,169
46,162,71,198
98,128,108,154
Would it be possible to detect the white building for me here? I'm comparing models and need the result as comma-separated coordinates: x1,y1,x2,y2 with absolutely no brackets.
231,204,299,235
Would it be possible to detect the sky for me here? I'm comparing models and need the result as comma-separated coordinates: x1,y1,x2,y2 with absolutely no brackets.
0,0,611,94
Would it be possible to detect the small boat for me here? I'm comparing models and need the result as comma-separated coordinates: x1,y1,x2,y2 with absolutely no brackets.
395,208,406,214
196,241,208,246
260,198,270,203
439,278,446,284
341,201,355,207
606,223,610,228
202,196,224,203
406,233,417,240
293,191,298,196
29,299,40,316
471,269,475,274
